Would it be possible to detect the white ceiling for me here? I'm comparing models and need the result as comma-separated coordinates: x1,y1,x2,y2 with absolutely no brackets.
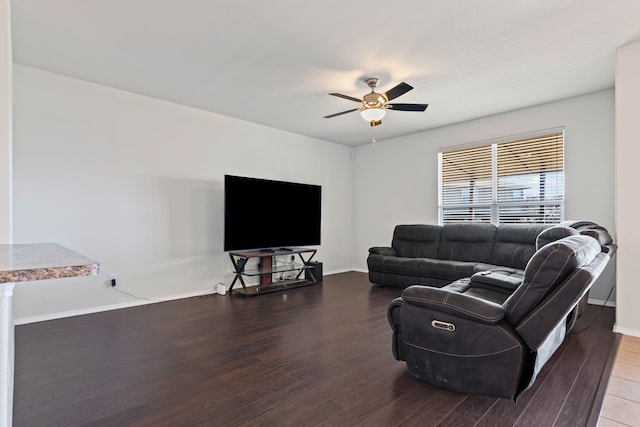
10,0,640,146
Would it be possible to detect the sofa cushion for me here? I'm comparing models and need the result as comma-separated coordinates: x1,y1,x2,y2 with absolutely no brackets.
402,284,507,324
368,246,396,256
504,235,601,324
416,259,477,281
444,277,513,304
392,225,441,258
490,224,549,269
515,250,610,350
473,264,523,277
579,228,613,246
562,221,615,249
470,270,523,292
437,223,496,263
368,270,440,289
535,226,579,250
369,255,476,281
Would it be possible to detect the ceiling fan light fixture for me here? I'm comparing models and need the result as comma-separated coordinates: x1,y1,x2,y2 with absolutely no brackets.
360,107,386,122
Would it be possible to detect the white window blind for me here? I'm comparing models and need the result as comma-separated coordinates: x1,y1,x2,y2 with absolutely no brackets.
439,131,564,225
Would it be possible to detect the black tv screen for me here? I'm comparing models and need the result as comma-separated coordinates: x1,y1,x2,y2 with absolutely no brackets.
224,175,322,251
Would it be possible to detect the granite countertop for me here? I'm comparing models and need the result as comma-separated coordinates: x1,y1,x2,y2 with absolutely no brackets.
0,243,99,283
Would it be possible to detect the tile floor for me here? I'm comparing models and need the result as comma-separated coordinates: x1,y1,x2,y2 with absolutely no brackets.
599,335,640,426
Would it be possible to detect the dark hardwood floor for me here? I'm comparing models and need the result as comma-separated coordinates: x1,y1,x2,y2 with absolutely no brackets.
13,272,618,426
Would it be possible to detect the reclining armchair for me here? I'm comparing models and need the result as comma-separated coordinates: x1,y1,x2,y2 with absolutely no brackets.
387,229,615,400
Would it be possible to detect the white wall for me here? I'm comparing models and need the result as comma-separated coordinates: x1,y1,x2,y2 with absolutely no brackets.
0,3,12,425
615,40,640,335
0,0,10,242
10,64,620,320
11,65,354,322
353,89,616,303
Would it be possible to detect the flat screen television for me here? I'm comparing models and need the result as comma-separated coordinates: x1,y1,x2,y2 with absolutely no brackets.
224,175,322,252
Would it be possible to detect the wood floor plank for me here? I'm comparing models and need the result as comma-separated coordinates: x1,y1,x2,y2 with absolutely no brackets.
615,349,640,367
12,272,617,426
620,335,640,353
450,394,496,420
612,362,640,383
606,376,640,403
600,394,640,426
399,388,468,427
355,380,443,427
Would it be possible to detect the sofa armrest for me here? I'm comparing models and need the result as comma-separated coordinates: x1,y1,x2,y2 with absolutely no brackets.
387,296,404,328
369,246,396,256
401,285,506,324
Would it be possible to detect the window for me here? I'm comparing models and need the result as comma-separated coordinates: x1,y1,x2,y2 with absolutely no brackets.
439,130,564,225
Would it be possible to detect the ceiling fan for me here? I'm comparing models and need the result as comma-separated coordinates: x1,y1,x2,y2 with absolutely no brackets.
324,77,428,127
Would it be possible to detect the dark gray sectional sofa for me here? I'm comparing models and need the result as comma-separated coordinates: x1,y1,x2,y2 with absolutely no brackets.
368,221,610,290
372,221,616,400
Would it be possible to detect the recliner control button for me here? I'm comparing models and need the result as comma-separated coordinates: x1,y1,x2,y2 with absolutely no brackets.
431,320,455,331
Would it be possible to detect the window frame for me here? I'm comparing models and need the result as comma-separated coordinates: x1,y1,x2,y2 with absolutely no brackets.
438,128,565,225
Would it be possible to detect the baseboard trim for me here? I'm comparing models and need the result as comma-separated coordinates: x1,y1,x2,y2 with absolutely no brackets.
613,325,640,337
13,289,214,325
14,270,361,325
588,298,616,307
326,268,356,275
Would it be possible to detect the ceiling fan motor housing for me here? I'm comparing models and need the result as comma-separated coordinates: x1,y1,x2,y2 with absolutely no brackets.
363,92,385,108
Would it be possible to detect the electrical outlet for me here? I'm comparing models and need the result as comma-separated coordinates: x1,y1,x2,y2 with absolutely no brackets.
109,273,117,287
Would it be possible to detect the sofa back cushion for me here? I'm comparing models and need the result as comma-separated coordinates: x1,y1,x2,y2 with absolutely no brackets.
504,235,601,325
489,224,550,269
437,223,497,263
516,250,610,350
392,225,442,258
535,226,579,250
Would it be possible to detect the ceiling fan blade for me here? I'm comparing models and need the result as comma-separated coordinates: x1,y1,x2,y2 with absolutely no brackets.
329,93,363,103
386,103,429,112
370,119,382,127
383,82,413,101
324,108,359,118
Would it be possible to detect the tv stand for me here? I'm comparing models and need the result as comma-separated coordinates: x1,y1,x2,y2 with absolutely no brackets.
228,248,320,296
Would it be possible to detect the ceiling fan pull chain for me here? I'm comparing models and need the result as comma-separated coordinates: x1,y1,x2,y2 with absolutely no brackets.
371,124,376,146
